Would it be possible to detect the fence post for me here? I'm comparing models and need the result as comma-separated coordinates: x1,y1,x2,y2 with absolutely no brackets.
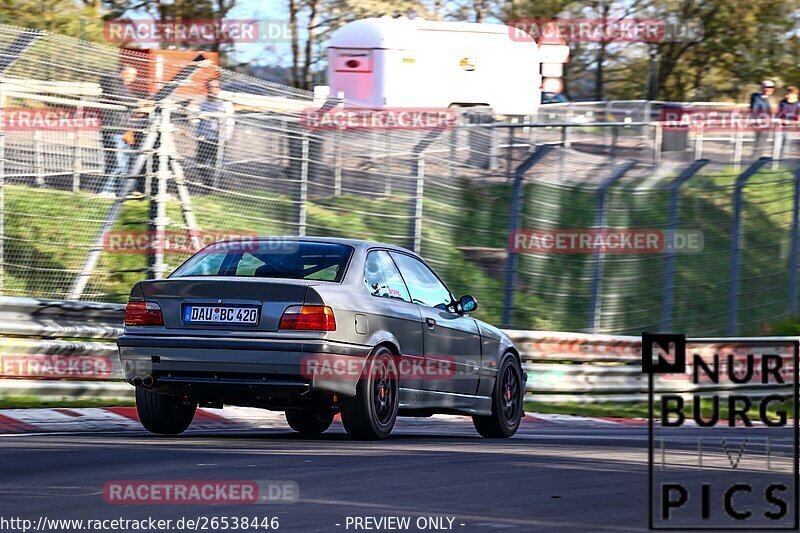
586,160,637,332
789,166,800,316
334,128,342,197
71,128,82,192
33,130,44,186
298,130,309,237
411,153,424,254
502,146,553,328
449,127,457,180
659,159,710,331
771,124,782,170
733,128,743,170
149,106,172,280
653,122,662,166
727,157,771,335
693,127,704,160
406,130,443,254
214,115,225,190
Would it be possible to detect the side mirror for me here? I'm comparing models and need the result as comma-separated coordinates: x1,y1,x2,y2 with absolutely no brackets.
459,295,478,313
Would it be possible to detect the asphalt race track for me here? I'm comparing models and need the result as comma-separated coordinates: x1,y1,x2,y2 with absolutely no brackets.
0,417,793,532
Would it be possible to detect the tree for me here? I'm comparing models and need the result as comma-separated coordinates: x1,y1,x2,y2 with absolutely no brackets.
0,0,106,42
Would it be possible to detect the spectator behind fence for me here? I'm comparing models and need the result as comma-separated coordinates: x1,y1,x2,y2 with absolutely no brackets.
750,79,775,156
777,86,800,159
194,78,235,190
98,66,140,197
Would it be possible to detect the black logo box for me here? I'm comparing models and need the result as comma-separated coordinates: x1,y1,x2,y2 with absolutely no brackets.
643,334,799,530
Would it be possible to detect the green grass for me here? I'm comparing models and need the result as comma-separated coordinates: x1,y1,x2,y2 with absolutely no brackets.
526,397,794,423
525,401,650,418
0,395,134,409
5,162,799,334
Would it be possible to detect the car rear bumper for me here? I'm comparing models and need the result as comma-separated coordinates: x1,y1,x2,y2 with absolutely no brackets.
117,334,372,398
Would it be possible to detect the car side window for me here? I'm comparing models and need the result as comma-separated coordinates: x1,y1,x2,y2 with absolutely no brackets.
364,251,411,302
389,252,453,309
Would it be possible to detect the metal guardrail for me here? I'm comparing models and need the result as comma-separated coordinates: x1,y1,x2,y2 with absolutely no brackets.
0,297,794,404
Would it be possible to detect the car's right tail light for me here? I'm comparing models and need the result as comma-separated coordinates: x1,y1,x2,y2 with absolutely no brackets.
125,301,164,326
279,305,336,331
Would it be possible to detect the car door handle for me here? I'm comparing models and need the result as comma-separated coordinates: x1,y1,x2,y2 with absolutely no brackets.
425,317,436,329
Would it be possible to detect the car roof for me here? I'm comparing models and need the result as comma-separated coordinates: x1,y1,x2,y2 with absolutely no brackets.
249,236,416,255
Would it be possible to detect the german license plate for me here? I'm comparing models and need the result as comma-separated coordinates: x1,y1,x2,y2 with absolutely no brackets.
184,305,259,324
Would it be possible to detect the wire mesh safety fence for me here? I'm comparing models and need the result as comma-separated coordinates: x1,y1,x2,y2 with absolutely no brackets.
1,23,800,337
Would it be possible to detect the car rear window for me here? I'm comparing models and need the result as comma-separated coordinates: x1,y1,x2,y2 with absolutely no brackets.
170,241,353,282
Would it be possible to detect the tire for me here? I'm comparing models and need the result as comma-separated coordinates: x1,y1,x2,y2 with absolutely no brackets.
285,408,334,436
473,354,524,438
340,346,398,440
135,387,197,435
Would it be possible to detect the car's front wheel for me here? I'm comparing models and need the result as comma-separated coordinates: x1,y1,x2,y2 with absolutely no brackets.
136,387,197,435
285,408,334,436
473,354,524,438
341,346,398,440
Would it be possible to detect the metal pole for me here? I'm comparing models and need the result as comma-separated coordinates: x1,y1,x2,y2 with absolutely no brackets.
659,159,710,331
406,130,443,253
449,127,457,181
213,115,224,190
150,107,172,280
71,128,82,192
298,130,308,236
727,157,771,335
587,160,637,332
506,127,514,181
733,128,743,171
693,127,703,160
334,128,342,197
411,154,424,254
789,166,800,316
502,146,554,328
33,130,44,186
653,122,662,166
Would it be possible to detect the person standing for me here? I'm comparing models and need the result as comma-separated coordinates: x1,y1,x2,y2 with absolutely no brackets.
750,80,775,156
98,66,138,196
195,78,235,191
777,86,800,159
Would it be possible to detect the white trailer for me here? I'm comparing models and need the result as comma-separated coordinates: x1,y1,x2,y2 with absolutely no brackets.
327,17,554,116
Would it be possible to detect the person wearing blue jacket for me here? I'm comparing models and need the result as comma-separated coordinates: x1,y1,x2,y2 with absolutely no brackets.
750,80,775,156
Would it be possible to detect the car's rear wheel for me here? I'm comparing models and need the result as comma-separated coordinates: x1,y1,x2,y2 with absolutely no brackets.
473,354,523,438
136,387,197,435
285,408,334,436
341,346,398,440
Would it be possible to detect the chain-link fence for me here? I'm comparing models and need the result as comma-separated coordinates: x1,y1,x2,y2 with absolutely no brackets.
1,24,799,337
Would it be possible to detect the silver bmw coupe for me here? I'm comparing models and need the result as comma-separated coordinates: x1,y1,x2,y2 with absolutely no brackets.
118,237,525,439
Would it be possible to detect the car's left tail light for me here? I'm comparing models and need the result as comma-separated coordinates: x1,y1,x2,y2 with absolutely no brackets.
125,301,164,326
279,305,336,331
